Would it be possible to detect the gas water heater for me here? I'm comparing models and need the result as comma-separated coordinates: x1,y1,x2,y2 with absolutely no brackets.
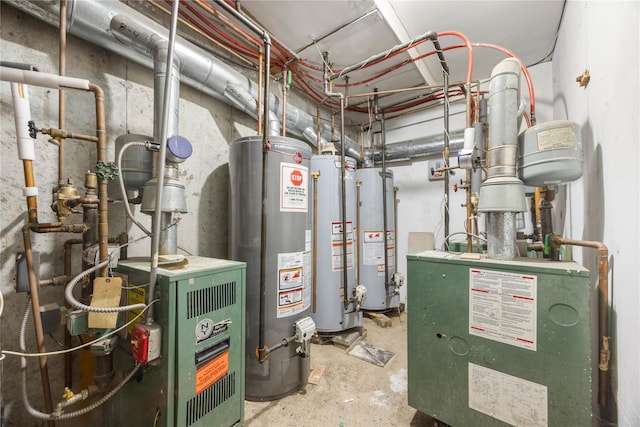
407,251,591,426
107,256,246,427
356,168,400,310
310,154,363,333
229,136,314,401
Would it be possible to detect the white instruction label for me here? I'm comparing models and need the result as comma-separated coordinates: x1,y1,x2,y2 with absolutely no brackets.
277,251,309,318
469,363,548,427
469,268,537,351
331,221,354,271
280,163,308,212
363,230,395,272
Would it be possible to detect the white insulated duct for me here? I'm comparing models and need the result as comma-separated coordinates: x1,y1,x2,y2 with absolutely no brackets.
478,58,527,260
5,0,463,164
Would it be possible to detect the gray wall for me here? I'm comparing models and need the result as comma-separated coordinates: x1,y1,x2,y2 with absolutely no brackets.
0,3,332,425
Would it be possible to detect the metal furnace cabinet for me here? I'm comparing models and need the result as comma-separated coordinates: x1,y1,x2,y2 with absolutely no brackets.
107,256,245,427
407,251,591,426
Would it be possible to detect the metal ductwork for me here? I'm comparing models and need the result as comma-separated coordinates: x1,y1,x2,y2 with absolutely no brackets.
477,58,527,260
6,0,466,165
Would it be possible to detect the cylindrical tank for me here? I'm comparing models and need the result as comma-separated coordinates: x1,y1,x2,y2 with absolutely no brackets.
356,168,398,310
115,134,153,190
310,155,362,332
229,136,311,401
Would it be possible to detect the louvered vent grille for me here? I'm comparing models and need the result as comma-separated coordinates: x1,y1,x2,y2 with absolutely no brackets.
186,372,236,426
186,281,236,318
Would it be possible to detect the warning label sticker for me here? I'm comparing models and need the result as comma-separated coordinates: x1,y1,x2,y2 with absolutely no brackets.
331,221,354,271
469,268,537,351
469,363,548,427
363,230,395,275
196,351,229,395
280,163,308,212
277,251,310,318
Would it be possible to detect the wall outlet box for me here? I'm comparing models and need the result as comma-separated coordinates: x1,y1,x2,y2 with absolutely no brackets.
428,160,445,181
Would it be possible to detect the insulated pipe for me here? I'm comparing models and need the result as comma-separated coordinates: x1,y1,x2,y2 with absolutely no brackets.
323,52,350,310
10,83,39,224
549,235,610,407
147,0,179,325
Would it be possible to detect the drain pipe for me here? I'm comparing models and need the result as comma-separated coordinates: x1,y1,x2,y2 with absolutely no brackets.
477,58,526,260
323,52,350,310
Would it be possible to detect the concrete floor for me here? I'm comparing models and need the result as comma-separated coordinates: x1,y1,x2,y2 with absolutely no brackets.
244,311,441,427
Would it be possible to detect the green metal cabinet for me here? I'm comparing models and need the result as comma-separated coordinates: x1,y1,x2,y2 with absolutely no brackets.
407,251,591,426
107,256,245,427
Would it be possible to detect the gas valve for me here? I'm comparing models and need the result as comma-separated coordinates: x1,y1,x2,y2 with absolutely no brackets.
293,317,316,358
354,284,367,311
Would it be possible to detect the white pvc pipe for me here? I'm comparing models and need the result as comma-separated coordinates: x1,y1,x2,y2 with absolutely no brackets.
0,66,89,90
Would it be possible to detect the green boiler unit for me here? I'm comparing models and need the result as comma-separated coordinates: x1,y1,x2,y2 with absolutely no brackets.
107,256,245,427
407,251,591,426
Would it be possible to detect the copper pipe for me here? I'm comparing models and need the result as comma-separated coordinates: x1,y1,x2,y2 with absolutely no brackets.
87,84,109,277
549,235,610,407
22,225,55,421
41,128,98,143
22,159,39,224
311,172,320,313
58,0,67,186
356,180,362,287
